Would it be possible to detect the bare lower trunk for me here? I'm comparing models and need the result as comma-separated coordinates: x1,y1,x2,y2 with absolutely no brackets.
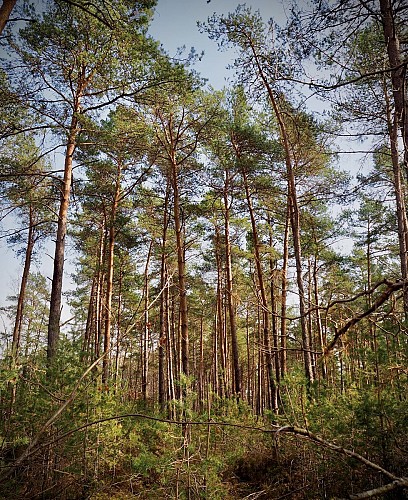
249,35,314,385
47,113,79,362
159,185,170,406
102,164,122,384
12,206,36,357
142,242,153,400
171,160,189,378
223,169,241,396
240,165,276,410
280,208,289,378
313,252,326,379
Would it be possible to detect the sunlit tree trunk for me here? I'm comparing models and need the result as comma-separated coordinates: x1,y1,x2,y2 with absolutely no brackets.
102,161,122,384
48,101,82,362
214,226,226,397
313,250,327,379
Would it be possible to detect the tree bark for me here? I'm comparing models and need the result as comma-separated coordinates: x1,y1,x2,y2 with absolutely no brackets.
102,161,122,384
12,205,36,357
383,78,408,312
239,164,277,410
244,36,314,384
171,158,189,378
0,0,16,35
223,167,241,396
280,207,289,378
47,110,80,362
159,183,170,407
379,0,408,175
141,241,153,400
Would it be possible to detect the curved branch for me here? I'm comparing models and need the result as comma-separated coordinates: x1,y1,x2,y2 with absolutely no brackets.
325,279,405,355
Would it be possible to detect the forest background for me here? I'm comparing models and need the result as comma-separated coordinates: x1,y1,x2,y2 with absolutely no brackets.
0,0,407,499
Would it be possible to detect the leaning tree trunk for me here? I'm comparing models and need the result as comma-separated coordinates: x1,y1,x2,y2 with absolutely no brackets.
8,205,37,417
246,38,314,385
142,241,153,400
12,205,36,358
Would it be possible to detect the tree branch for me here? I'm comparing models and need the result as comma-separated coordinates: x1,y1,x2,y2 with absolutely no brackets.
325,279,405,355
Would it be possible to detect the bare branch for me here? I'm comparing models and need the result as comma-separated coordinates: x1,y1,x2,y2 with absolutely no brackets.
325,279,405,355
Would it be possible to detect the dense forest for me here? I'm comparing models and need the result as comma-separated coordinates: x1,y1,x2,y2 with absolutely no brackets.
0,0,407,498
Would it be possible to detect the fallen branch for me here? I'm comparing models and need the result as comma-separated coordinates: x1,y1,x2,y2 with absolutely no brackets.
338,478,408,499
3,412,407,500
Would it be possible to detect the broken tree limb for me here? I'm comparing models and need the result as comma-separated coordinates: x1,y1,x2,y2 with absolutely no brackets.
338,478,408,499
324,279,405,356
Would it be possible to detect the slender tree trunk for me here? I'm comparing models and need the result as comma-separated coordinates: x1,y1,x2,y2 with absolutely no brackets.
142,241,153,400
114,266,123,392
248,37,314,385
287,165,314,384
166,276,175,405
8,206,36,416
223,167,241,396
171,159,189,378
280,199,290,377
12,205,36,357
239,165,277,410
95,222,106,359
379,0,408,174
102,162,122,384
159,184,170,407
313,251,326,379
268,216,281,406
214,226,225,397
47,106,81,362
383,79,408,312
0,0,16,35
83,275,97,357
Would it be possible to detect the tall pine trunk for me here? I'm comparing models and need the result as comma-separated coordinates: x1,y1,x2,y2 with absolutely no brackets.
102,162,122,384
223,167,241,396
47,110,80,362
171,159,189,378
240,165,277,410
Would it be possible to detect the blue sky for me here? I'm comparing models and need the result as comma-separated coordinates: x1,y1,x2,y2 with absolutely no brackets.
149,0,288,89
0,1,292,321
